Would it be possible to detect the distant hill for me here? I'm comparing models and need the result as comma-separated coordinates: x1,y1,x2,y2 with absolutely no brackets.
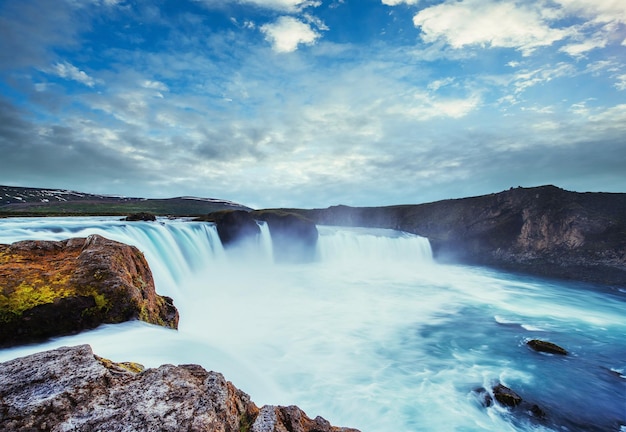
0,185,250,216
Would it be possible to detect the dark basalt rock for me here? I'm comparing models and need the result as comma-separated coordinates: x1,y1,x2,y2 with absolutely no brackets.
0,345,360,432
492,383,523,407
252,210,319,263
201,210,261,247
527,339,568,355
280,185,626,287
124,212,156,221
0,235,179,347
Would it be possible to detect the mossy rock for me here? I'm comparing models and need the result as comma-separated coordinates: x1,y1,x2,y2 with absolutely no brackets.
0,235,178,347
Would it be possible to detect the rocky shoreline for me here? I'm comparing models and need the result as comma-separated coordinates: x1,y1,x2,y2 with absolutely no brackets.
0,344,358,432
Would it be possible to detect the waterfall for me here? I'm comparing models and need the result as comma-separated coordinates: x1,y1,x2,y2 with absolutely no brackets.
0,217,433,297
317,226,433,265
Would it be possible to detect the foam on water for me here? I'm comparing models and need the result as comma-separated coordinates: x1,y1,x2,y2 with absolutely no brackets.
0,217,624,432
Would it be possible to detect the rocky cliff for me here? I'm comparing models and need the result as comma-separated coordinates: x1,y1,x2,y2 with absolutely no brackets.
0,344,359,432
285,186,626,287
0,234,179,347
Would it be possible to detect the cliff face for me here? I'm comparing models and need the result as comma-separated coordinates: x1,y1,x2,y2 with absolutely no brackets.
0,345,359,432
0,234,179,347
288,186,626,286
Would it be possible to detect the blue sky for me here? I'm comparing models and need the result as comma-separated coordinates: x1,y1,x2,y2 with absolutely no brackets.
1,0,625,208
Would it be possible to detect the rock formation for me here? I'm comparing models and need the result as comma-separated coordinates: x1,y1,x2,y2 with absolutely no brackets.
0,235,178,347
199,210,261,248
252,210,319,263
0,345,359,432
283,186,626,287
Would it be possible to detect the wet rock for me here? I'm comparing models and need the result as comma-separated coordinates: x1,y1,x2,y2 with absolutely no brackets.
527,339,568,355
252,210,319,263
0,235,178,347
472,387,493,407
492,384,523,407
0,345,359,432
202,210,261,247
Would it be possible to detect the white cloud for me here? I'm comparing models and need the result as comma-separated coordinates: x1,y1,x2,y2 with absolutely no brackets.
382,0,420,5
195,0,320,13
511,63,576,94
412,0,567,55
388,90,481,120
616,74,626,91
50,62,97,87
554,0,626,25
141,80,169,92
260,16,321,52
560,35,608,56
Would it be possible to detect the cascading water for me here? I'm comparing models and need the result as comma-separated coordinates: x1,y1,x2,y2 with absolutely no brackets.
0,217,624,432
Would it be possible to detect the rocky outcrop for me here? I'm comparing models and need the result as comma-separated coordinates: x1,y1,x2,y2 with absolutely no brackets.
284,186,626,287
199,210,261,248
0,235,178,347
252,210,319,263
0,345,359,432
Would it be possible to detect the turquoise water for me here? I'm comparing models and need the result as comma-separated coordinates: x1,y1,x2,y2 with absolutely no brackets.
0,218,624,431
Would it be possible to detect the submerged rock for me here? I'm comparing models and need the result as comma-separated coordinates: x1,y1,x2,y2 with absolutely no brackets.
0,235,178,347
0,345,359,432
527,339,568,355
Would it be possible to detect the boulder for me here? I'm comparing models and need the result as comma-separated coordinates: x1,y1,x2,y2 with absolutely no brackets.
492,384,523,407
0,235,178,347
527,339,568,355
0,345,359,432
252,210,319,263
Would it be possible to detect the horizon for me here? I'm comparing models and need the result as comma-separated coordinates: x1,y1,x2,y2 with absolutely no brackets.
1,182,616,210
1,1,625,208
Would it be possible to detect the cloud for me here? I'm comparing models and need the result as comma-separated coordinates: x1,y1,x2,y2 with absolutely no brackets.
260,16,321,52
49,61,98,87
195,0,321,13
381,0,420,5
412,0,567,55
616,74,626,91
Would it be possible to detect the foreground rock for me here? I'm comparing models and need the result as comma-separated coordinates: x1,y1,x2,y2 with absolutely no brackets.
0,345,359,432
284,185,626,287
252,210,319,263
0,235,178,347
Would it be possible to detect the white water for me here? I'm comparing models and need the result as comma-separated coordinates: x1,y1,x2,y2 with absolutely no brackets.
0,217,625,432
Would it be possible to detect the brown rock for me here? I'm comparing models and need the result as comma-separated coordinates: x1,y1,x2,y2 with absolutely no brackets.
0,345,358,432
0,234,178,347
492,383,523,407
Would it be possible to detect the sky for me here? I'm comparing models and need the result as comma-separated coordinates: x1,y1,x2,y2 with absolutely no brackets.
1,0,625,209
